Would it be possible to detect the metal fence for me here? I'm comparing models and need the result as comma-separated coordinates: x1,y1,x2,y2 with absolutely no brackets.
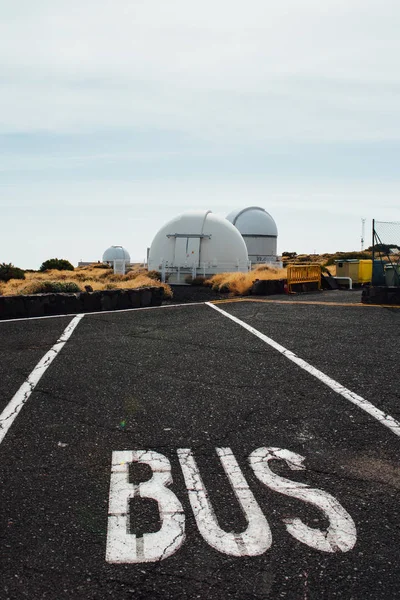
160,260,252,283
372,220,400,286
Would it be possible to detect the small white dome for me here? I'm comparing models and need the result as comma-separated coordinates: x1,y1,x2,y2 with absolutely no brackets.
148,210,249,274
226,207,278,237
102,245,131,263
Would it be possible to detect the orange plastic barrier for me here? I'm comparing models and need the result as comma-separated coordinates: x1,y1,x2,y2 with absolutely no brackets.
287,264,321,293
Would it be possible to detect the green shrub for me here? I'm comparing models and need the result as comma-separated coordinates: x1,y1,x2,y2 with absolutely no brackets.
22,281,81,294
39,258,74,272
0,263,25,282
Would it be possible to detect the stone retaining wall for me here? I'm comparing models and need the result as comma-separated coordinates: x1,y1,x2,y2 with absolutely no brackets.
0,287,164,320
251,279,286,295
361,285,400,305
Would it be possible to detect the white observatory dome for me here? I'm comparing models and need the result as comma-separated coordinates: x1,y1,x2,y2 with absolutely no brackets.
226,207,278,264
148,210,249,281
102,245,131,263
226,206,278,237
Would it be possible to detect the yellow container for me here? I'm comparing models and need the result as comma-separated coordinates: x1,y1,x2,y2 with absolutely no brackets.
335,260,359,283
358,259,373,284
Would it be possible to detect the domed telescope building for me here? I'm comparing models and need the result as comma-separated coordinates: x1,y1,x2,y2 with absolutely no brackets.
102,245,131,274
148,210,249,283
226,207,278,265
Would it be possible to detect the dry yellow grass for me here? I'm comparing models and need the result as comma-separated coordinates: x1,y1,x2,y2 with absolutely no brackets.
206,264,287,296
0,260,337,299
323,264,337,276
0,266,173,298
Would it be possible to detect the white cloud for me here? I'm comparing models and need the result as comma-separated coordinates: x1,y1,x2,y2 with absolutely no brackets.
1,176,399,268
1,0,399,141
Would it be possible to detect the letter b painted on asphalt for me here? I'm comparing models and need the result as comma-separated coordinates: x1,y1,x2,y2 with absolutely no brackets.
106,450,185,563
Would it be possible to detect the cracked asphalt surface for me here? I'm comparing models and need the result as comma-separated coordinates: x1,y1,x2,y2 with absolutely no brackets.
0,293,400,599
0,317,72,412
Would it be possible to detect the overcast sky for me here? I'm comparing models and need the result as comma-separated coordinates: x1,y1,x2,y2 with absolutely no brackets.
1,0,399,268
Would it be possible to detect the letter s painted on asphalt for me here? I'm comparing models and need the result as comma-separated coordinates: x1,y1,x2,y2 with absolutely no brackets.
249,447,357,553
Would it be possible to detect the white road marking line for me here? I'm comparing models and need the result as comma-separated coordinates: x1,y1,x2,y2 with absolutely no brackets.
0,301,206,324
206,302,400,438
0,314,84,445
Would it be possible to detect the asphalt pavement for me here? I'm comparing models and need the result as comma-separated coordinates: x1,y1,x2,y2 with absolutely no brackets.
0,293,399,599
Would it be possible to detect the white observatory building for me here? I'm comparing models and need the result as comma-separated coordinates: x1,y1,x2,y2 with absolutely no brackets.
148,210,249,282
102,245,131,274
226,207,278,265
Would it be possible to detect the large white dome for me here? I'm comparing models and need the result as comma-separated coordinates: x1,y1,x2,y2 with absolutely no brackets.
102,245,131,263
226,206,278,237
148,210,249,276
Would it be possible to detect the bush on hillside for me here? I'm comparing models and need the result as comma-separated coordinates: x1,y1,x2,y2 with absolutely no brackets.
325,252,372,266
39,258,74,272
22,281,81,294
125,271,141,280
146,270,162,281
90,262,112,269
367,244,400,254
185,275,207,286
0,263,25,282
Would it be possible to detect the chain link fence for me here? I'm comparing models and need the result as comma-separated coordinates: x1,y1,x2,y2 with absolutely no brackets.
372,220,400,285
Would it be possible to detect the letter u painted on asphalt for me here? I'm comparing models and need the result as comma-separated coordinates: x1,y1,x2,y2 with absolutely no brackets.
177,447,272,557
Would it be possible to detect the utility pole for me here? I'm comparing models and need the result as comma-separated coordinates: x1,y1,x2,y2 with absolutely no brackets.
361,218,366,251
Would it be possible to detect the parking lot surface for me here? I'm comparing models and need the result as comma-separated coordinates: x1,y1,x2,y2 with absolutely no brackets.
0,293,399,599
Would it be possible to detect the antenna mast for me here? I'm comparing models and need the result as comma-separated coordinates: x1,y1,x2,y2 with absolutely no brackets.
361,218,366,251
